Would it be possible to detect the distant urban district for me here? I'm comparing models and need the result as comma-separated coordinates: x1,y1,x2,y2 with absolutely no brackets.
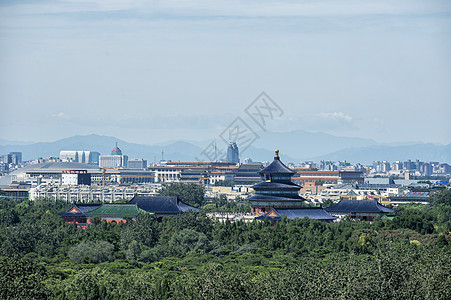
1,136,450,206
1,136,451,299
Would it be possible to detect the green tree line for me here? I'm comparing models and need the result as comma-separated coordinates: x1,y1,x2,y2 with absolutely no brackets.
0,189,450,299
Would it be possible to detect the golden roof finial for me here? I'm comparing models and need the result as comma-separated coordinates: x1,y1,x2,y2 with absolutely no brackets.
275,149,279,157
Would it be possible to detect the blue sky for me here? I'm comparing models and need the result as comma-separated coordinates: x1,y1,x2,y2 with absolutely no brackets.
1,0,450,145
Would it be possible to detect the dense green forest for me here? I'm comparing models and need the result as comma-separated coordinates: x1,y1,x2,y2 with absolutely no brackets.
1,189,450,299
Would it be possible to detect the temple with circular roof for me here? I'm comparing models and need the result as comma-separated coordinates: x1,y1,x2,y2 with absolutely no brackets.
248,150,306,213
250,150,337,222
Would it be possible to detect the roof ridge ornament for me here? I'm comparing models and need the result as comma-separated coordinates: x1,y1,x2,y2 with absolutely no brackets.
275,149,279,158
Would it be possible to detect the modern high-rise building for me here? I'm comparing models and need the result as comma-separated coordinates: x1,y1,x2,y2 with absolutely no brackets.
60,151,100,164
99,144,128,168
227,142,239,163
421,163,433,176
60,151,79,162
0,154,12,164
90,152,101,164
9,152,22,164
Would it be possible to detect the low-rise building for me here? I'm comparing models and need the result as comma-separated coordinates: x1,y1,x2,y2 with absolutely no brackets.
29,184,160,202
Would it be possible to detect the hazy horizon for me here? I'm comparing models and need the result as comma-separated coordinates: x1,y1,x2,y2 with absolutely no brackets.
1,130,449,148
1,1,450,146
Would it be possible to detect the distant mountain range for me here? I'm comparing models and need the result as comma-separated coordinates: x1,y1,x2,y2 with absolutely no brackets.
0,132,449,164
0,138,34,146
308,143,451,165
0,135,203,163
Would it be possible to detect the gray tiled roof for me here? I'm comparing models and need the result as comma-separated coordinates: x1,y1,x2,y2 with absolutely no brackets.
325,200,394,213
128,196,199,214
58,204,101,217
277,208,337,220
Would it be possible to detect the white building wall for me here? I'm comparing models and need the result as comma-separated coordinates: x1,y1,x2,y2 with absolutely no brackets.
60,151,78,162
99,155,128,168
62,174,78,185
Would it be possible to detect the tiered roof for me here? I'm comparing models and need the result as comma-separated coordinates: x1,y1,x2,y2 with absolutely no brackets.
258,150,296,175
248,150,305,206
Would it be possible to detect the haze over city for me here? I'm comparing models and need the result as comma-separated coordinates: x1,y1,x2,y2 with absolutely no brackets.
1,0,450,146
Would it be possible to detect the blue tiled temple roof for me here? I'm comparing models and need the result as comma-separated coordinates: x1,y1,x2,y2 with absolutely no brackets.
258,153,295,175
128,196,200,214
252,181,300,189
325,200,394,213
248,194,305,202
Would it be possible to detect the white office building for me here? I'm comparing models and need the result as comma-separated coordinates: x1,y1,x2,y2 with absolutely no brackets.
99,155,128,168
60,150,101,164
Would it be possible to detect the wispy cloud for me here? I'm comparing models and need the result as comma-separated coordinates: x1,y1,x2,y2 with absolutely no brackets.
270,112,356,134
51,112,71,120
318,112,352,122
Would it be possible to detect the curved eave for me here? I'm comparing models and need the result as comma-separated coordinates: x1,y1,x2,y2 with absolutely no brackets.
86,214,139,218
252,181,300,189
248,194,305,202
326,210,391,214
58,212,86,217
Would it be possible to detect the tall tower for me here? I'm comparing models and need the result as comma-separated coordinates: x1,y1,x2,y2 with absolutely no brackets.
227,142,240,163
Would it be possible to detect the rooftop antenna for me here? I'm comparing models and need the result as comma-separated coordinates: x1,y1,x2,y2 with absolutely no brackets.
162,150,164,161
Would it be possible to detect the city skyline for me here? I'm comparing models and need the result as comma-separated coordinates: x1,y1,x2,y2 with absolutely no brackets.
1,1,451,145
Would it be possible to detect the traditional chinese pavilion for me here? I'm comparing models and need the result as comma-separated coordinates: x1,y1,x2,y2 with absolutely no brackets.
249,150,306,213
59,196,199,226
58,204,101,226
249,150,336,221
84,204,147,224
58,203,147,226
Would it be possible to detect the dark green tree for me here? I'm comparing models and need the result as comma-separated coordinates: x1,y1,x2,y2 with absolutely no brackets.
68,240,115,263
159,182,205,207
0,256,49,299
432,188,451,206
